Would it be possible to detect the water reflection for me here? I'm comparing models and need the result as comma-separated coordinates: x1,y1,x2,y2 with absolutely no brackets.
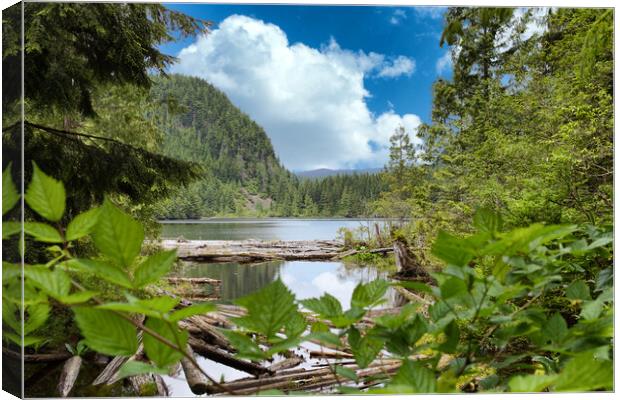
177,260,396,308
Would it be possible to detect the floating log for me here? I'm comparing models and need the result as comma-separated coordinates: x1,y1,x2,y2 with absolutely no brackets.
188,337,269,377
57,355,82,397
159,239,345,262
181,345,209,395
167,277,221,285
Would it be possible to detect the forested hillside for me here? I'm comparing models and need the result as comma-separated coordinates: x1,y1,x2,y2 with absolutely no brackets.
150,75,386,218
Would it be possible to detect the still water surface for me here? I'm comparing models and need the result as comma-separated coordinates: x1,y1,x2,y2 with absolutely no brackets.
161,217,395,241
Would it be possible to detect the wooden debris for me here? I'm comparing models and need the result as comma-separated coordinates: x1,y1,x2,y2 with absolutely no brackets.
159,239,345,262
309,349,354,359
267,356,304,373
181,345,209,395
167,277,221,285
2,347,71,363
57,355,82,397
331,247,393,260
393,239,435,283
207,359,402,395
188,336,269,377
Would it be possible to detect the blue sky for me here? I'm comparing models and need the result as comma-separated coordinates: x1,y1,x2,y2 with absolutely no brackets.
160,4,451,170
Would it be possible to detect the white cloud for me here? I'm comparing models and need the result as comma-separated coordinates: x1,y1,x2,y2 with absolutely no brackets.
436,50,452,75
390,8,407,25
173,15,421,170
378,55,415,78
414,7,446,20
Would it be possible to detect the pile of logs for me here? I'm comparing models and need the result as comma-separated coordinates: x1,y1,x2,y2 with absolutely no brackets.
10,303,409,397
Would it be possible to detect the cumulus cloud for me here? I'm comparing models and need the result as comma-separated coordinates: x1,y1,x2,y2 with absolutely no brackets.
378,55,415,78
173,15,421,170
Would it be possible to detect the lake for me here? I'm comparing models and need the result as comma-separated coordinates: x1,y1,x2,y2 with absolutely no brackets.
160,218,400,396
161,217,398,241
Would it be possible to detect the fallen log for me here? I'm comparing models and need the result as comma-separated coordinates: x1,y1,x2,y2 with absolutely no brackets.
2,347,72,363
308,349,354,359
393,240,434,284
188,337,269,377
159,239,344,262
267,356,304,373
167,277,221,285
57,355,82,397
332,247,393,260
128,373,168,396
181,345,209,395
182,315,234,351
207,359,402,395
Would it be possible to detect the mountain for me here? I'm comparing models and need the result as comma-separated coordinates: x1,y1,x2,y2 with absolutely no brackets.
150,74,295,218
296,168,383,179
150,74,387,218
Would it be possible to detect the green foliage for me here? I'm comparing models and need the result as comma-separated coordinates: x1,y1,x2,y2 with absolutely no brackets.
92,199,144,268
24,162,66,222
2,164,19,215
1,165,215,389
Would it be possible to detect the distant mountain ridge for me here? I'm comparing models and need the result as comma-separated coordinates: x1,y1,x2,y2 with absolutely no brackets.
296,168,383,178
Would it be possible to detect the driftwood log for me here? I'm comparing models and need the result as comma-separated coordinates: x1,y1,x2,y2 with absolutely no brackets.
57,355,82,397
159,239,345,262
2,347,72,363
181,345,209,395
188,336,269,376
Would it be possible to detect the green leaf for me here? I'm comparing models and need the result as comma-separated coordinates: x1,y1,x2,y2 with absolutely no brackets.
541,313,568,344
473,207,502,234
143,317,187,368
73,307,138,356
347,327,383,369
98,297,179,318
553,351,613,391
233,279,298,340
431,231,475,266
509,374,557,392
440,277,468,299
24,265,71,299
2,221,21,239
351,279,389,308
2,164,19,215
23,222,63,243
58,291,97,305
92,199,144,267
301,293,342,318
580,298,604,321
220,330,266,361
306,331,342,348
66,207,101,241
168,303,216,322
437,319,459,353
23,303,50,335
24,162,65,222
132,250,177,288
565,280,591,301
65,259,133,289
390,360,436,393
334,365,358,382
116,361,169,380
